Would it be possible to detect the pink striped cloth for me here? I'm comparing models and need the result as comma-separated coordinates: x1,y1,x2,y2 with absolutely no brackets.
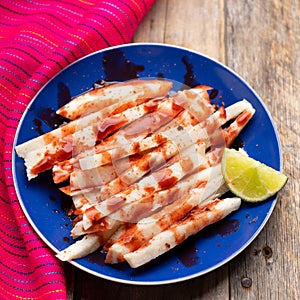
0,1,155,299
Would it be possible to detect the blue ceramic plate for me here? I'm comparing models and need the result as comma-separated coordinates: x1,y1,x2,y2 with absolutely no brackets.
13,43,281,285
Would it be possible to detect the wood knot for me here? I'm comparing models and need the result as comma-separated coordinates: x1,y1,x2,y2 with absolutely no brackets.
241,276,252,288
262,245,273,259
262,245,274,265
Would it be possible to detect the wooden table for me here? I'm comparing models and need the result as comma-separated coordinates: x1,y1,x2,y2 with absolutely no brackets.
65,1,299,299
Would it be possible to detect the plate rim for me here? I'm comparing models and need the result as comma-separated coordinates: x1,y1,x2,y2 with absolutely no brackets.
12,42,281,285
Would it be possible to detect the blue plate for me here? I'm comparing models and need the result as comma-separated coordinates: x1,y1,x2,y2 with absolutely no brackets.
13,43,281,284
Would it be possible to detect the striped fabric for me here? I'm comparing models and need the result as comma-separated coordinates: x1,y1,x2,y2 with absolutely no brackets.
0,0,155,299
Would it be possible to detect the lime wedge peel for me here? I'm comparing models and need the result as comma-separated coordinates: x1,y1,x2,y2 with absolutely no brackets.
221,148,288,202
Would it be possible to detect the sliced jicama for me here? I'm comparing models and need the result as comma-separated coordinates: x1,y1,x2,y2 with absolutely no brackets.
57,79,173,120
105,164,224,263
56,224,118,261
124,197,241,268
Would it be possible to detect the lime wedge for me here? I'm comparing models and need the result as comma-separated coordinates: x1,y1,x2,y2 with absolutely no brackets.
221,148,287,202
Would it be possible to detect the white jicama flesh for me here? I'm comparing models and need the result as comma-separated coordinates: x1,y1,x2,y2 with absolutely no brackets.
124,197,241,268
105,164,224,263
56,224,118,261
57,79,173,120
15,79,173,180
81,142,208,230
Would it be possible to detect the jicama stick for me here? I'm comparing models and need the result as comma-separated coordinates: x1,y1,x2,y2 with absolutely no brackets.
134,99,253,156
105,164,224,263
81,93,186,155
70,188,101,209
16,109,104,180
100,103,253,226
70,102,254,210
52,93,186,181
68,144,213,221
56,223,119,261
70,164,224,237
224,108,255,146
103,223,133,252
69,163,117,196
21,96,169,180
70,108,254,234
80,141,208,230
77,89,210,171
99,141,181,200
71,218,120,238
123,197,241,268
52,111,205,183
102,157,225,228
15,79,173,180
66,102,254,236
54,99,253,201
57,79,173,120
77,99,253,172
153,88,213,132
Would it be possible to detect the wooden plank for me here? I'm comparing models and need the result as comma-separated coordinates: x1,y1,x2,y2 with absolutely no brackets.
164,0,226,63
132,0,168,43
75,265,229,300
64,263,75,300
133,0,226,63
225,0,300,299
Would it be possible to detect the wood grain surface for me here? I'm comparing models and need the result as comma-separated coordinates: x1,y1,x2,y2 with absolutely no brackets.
66,1,299,299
